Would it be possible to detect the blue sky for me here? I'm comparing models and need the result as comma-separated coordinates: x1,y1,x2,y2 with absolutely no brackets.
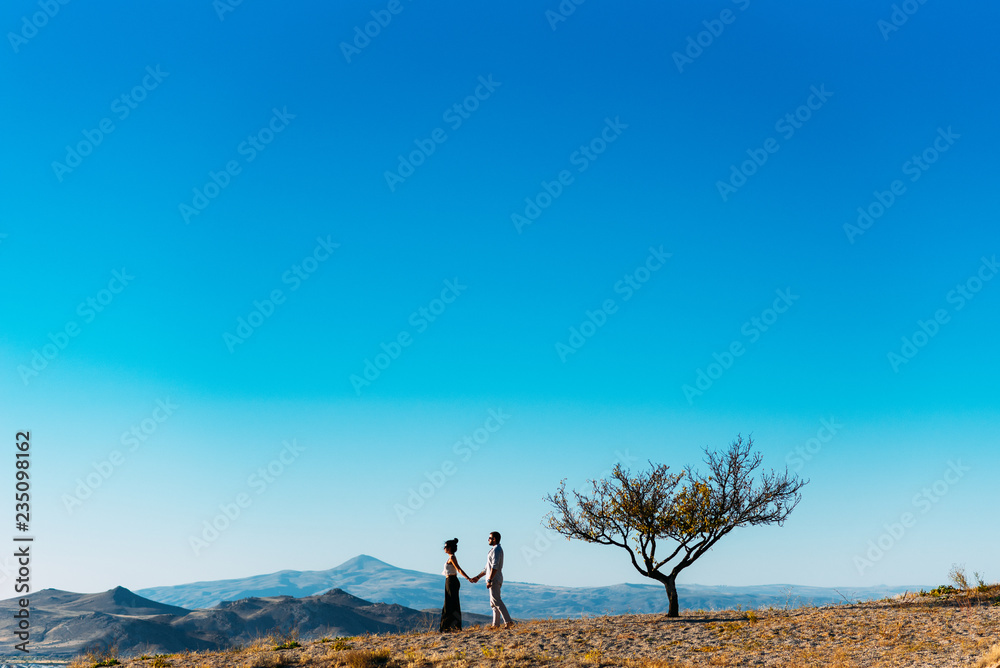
1,0,997,597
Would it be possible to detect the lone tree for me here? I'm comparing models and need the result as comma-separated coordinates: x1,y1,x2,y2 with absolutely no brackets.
545,435,807,617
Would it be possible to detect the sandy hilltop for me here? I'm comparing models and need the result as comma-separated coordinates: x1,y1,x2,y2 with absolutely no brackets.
101,589,1000,668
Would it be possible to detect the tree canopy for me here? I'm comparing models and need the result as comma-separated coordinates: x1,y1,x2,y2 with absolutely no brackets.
545,435,807,617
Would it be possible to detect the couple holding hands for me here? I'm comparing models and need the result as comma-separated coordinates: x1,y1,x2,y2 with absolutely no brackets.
440,531,513,632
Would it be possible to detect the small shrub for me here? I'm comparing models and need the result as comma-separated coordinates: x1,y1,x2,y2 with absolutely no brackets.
150,657,172,668
402,649,423,663
272,629,301,650
75,648,121,668
244,653,290,668
974,571,992,593
343,649,393,668
950,563,970,590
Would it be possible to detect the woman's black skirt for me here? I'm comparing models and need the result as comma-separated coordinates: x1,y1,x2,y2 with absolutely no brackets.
440,575,462,632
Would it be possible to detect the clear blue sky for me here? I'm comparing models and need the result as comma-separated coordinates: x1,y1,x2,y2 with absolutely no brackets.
1,0,997,595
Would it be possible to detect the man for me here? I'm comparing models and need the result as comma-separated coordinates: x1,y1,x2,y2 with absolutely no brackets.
472,531,513,628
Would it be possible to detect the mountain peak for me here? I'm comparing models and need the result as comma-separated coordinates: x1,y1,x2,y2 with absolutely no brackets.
333,555,395,572
100,585,137,600
75,586,190,615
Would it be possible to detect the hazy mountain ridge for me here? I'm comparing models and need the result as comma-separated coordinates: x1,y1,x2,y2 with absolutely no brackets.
0,585,469,657
137,555,924,617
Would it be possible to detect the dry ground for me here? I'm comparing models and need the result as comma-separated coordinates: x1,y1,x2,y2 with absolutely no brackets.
104,593,1000,668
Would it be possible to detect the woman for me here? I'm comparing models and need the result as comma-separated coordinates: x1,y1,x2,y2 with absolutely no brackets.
440,537,472,632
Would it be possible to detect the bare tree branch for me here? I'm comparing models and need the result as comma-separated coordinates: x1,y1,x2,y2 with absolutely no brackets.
544,435,808,617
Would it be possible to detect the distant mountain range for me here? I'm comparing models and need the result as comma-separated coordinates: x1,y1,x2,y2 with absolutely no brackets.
0,585,483,657
137,555,924,617
0,556,925,656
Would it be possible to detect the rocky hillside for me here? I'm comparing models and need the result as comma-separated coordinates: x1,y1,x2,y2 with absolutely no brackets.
0,586,487,656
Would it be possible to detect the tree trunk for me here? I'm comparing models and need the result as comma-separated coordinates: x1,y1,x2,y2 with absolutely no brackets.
664,574,679,617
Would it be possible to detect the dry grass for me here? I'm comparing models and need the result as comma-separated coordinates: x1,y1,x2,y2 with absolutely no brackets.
71,646,122,668
110,591,1000,668
974,643,1000,668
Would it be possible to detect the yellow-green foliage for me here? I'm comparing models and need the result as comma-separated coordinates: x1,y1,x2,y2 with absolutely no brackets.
328,637,354,650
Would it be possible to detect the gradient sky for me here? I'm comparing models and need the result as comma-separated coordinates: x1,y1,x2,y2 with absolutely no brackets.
1,0,998,597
